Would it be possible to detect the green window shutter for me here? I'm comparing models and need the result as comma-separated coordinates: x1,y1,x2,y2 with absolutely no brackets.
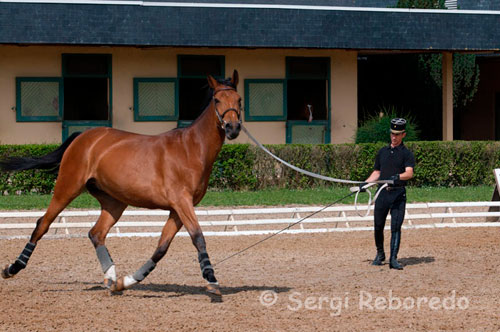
16,77,63,122
244,79,286,121
133,78,178,121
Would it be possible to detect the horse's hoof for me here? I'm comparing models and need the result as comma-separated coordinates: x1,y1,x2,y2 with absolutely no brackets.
110,277,125,294
103,278,113,289
206,283,221,296
1,265,12,279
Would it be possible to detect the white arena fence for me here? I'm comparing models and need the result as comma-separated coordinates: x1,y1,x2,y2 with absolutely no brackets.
1,201,500,240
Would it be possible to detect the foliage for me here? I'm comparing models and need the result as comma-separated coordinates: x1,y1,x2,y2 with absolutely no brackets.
0,186,493,210
355,107,420,143
0,144,59,195
208,144,257,191
418,53,480,110
397,0,480,112
395,0,445,9
1,141,500,194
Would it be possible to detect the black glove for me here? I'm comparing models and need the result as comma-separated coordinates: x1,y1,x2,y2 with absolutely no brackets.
358,182,368,192
390,174,402,186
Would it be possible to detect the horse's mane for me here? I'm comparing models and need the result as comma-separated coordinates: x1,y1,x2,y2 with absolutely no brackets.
200,76,236,111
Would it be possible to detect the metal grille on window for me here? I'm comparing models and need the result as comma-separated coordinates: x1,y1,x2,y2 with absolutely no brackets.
20,81,60,118
291,125,326,144
248,82,284,117
137,81,176,118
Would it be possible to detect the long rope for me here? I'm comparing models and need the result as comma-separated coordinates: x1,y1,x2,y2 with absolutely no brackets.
214,190,356,266
241,125,393,185
214,126,391,266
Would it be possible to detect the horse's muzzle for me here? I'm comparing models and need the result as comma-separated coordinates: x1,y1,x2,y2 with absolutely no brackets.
225,122,241,140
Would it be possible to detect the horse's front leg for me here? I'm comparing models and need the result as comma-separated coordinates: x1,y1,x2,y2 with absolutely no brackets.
111,211,182,293
193,231,220,295
173,199,220,296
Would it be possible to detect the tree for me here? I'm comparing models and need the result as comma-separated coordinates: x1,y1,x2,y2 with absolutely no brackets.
418,54,480,111
395,0,445,9
398,0,481,112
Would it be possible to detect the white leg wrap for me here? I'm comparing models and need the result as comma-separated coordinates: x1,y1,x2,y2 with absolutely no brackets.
123,275,138,289
104,265,116,282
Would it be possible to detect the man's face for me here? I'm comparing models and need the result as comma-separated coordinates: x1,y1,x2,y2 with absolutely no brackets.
390,131,406,147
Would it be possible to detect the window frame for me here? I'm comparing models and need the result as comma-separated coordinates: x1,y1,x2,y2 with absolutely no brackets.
244,78,287,121
15,77,63,122
133,78,179,122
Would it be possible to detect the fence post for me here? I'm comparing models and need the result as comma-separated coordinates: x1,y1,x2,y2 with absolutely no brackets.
487,169,500,222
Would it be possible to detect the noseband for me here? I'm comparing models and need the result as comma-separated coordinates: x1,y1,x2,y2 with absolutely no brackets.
213,87,242,129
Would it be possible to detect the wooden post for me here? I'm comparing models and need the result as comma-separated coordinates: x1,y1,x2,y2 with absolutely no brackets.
442,52,453,141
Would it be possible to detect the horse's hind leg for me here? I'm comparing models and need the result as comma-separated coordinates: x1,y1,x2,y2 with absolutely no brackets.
111,210,182,293
2,175,85,279
86,184,127,288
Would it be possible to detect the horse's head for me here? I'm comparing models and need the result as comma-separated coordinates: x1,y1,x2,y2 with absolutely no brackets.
306,104,313,123
208,70,241,140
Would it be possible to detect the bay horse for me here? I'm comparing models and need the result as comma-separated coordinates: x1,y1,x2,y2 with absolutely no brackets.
0,70,242,296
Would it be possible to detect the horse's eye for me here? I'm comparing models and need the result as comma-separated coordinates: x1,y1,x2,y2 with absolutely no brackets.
214,98,220,104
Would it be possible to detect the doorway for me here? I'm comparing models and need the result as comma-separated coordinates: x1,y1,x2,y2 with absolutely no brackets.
62,54,111,139
177,55,224,127
285,57,330,144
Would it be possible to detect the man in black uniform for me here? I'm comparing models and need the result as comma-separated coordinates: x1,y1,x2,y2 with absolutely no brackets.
360,118,415,270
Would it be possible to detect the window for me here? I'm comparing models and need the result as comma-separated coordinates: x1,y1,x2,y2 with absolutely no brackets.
16,77,63,122
244,79,287,121
133,78,178,121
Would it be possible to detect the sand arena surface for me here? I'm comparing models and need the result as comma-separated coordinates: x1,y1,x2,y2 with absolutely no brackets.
0,225,499,332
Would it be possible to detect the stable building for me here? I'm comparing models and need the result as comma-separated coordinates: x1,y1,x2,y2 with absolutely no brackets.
1,0,500,144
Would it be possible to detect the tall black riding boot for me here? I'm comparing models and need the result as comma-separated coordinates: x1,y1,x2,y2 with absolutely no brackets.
389,231,403,270
372,229,385,265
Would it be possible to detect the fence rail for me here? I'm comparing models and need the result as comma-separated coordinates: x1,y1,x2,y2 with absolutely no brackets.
1,201,499,239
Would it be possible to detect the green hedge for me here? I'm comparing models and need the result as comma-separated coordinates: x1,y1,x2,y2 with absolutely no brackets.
1,141,500,194
0,144,59,195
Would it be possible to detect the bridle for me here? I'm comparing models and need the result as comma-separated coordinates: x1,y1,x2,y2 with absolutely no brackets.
213,87,242,129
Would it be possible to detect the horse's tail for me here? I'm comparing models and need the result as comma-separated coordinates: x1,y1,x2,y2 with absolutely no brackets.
0,132,82,172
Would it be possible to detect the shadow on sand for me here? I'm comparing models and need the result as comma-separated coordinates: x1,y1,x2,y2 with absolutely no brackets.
364,256,435,267
75,282,292,302
399,256,435,266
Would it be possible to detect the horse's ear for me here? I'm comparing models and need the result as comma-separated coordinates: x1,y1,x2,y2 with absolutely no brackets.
207,75,218,89
231,70,239,89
